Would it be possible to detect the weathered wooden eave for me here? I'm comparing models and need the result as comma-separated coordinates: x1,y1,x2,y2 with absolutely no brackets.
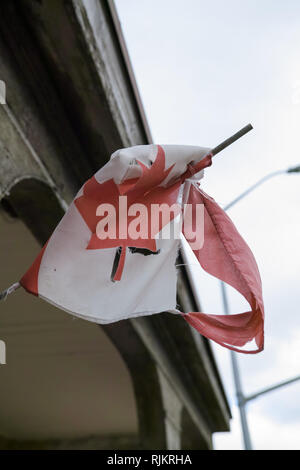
0,0,230,449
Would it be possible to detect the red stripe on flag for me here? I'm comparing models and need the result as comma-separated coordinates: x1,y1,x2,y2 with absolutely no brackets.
182,183,264,354
20,241,48,296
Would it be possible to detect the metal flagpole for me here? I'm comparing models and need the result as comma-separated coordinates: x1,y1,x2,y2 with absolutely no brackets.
211,123,253,157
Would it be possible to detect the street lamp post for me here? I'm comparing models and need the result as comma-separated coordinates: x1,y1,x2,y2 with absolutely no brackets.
222,164,300,450
220,281,253,449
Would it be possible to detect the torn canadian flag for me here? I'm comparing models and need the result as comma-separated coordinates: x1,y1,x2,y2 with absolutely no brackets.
19,144,264,354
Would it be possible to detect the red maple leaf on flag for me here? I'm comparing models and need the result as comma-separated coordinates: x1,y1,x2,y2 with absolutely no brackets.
74,146,182,281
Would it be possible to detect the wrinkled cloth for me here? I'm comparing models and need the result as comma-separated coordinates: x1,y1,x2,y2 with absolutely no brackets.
20,144,264,353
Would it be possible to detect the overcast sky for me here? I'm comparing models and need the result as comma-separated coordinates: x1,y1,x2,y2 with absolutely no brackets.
115,0,300,450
